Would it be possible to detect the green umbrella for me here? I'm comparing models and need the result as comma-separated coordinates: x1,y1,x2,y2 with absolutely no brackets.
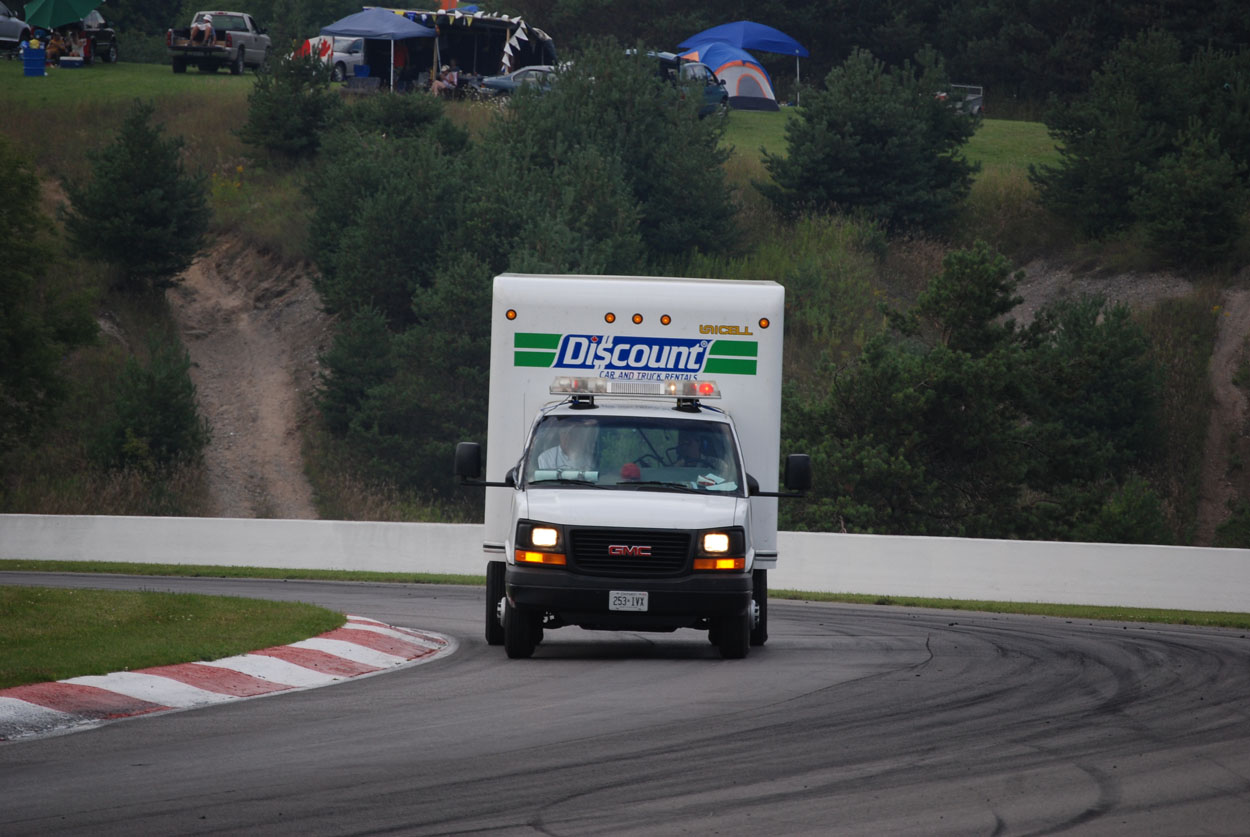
23,0,100,31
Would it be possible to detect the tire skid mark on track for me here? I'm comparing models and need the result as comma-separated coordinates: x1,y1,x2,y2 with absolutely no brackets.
0,615,454,743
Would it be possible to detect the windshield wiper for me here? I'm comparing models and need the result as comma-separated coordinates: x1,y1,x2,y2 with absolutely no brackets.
618,480,701,493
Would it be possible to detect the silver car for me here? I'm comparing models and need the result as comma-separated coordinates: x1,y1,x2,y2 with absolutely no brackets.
0,0,32,50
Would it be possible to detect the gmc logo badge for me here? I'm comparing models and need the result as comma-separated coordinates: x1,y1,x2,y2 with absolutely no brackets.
608,545,651,557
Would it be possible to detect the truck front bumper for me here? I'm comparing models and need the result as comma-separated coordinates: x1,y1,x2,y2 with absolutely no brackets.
506,565,752,631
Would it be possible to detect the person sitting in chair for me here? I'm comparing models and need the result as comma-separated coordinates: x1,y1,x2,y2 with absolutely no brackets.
430,65,454,96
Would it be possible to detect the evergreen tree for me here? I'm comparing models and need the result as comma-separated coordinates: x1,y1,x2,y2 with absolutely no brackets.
92,335,211,472
238,52,342,163
61,100,210,293
761,48,978,233
0,138,97,450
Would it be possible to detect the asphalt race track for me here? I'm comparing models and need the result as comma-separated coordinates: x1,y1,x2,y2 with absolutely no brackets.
1,572,1248,835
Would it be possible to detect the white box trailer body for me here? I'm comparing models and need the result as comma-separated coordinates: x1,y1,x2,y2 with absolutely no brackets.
467,273,801,659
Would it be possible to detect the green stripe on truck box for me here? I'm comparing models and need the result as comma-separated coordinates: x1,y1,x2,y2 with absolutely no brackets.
515,351,556,367
704,358,758,375
709,340,758,357
515,332,561,349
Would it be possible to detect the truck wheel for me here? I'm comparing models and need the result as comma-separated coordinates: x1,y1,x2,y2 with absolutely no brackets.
230,49,244,75
104,43,118,63
716,610,750,659
332,62,346,82
484,561,505,646
750,569,769,646
172,59,187,73
503,600,540,659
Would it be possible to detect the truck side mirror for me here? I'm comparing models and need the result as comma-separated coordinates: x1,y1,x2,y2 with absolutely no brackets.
455,441,482,480
784,454,812,492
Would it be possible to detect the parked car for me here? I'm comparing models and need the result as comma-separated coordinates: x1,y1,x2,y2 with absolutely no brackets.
645,51,728,117
0,0,32,51
937,84,985,117
305,36,365,83
80,9,118,64
478,64,555,96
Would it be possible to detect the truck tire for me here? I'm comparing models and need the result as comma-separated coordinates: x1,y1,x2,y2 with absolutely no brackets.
503,600,541,659
230,49,244,75
484,561,505,646
750,569,769,646
104,43,118,63
172,58,187,73
716,610,750,659
332,62,346,82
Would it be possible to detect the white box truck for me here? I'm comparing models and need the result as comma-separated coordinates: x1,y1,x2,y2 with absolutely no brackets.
455,273,811,659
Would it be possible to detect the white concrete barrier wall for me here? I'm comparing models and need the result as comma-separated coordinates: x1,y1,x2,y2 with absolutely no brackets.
1,515,1247,613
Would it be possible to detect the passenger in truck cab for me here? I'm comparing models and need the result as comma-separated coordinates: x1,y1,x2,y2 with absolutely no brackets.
536,419,596,471
674,431,723,471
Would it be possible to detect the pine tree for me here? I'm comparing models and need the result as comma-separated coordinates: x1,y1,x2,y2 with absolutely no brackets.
61,100,209,294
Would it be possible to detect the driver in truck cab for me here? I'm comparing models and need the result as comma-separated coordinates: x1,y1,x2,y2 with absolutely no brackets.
535,418,596,471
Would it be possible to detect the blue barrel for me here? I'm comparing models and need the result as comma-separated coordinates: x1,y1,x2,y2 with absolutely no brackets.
22,46,47,77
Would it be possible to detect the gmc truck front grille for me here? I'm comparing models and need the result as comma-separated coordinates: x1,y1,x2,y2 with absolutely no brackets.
569,528,692,577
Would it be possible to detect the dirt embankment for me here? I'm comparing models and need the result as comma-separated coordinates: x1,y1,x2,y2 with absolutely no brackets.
168,243,1248,543
168,236,333,519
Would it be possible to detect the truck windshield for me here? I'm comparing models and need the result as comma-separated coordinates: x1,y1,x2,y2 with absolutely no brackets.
524,414,744,495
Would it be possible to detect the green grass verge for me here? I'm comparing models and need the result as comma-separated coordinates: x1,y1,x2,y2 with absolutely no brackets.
721,109,1058,173
0,59,256,108
4,560,1247,631
0,585,343,689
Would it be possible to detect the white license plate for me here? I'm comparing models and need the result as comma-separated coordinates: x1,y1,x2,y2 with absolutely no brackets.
609,591,648,612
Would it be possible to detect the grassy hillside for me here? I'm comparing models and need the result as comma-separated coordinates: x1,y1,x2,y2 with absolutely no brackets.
1,60,1236,545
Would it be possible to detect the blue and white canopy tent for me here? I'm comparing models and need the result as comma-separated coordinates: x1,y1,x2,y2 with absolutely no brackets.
320,7,435,89
677,20,809,104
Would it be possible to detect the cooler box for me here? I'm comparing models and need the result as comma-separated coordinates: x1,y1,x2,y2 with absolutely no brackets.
60,56,84,68
353,64,370,77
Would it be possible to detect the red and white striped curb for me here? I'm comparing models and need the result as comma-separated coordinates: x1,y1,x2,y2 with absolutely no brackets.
0,615,454,743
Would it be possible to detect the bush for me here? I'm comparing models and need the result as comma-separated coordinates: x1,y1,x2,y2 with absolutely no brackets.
92,335,211,472
760,47,978,234
0,137,97,450
237,52,343,162
60,100,210,294
1132,123,1246,269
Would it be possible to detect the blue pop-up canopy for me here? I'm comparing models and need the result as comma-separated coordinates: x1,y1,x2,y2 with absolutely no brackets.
677,20,808,57
321,7,434,89
678,20,808,102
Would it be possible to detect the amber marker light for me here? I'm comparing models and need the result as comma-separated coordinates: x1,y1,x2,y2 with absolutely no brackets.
516,550,567,565
632,313,644,324
759,317,770,329
605,312,616,324
694,557,746,570
660,314,672,326
506,309,517,320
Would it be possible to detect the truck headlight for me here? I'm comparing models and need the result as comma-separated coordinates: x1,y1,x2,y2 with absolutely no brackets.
694,527,746,570
515,520,566,566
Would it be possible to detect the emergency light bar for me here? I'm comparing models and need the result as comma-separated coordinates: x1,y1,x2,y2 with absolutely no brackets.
550,376,721,399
